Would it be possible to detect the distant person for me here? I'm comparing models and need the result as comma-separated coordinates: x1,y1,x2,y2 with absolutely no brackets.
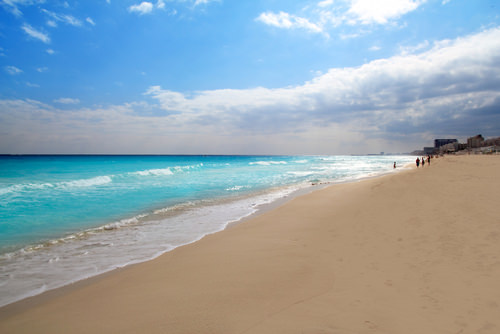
393,162,396,169
427,155,431,165
422,157,425,167
416,157,420,168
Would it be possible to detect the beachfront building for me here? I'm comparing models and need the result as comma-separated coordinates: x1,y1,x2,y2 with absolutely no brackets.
418,135,499,155
434,138,458,149
440,142,458,153
482,136,500,147
467,134,484,148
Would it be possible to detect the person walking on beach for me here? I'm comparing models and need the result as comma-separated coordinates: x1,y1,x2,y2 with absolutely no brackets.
394,162,396,169
427,155,431,165
416,157,420,168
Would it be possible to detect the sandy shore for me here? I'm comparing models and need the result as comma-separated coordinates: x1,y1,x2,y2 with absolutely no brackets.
1,155,499,334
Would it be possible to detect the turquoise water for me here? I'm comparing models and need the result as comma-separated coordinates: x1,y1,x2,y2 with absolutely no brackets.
0,155,414,306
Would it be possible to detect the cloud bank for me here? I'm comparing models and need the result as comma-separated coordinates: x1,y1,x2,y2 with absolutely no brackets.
1,27,500,154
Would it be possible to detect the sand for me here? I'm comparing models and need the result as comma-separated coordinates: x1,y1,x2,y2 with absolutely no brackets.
1,155,499,334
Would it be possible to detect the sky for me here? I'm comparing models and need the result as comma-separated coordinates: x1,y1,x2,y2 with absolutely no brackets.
1,0,500,154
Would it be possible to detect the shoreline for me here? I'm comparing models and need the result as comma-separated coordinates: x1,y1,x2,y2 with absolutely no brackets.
2,155,499,333
0,158,411,308
0,180,328,308
0,169,401,309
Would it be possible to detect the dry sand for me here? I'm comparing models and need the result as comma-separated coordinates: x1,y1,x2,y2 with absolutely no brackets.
1,155,499,334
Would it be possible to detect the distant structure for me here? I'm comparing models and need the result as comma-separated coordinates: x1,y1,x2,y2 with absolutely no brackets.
434,139,458,149
483,136,500,147
467,134,484,148
439,142,466,154
414,134,499,155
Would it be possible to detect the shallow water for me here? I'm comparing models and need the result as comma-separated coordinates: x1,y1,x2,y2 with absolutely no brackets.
0,155,414,306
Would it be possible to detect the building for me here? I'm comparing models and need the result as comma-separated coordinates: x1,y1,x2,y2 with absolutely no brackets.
467,134,484,148
483,136,500,147
434,139,458,148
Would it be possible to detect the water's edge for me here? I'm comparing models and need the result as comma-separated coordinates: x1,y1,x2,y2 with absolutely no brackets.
0,157,414,308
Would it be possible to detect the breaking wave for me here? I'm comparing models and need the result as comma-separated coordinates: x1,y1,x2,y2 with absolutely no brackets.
0,176,113,196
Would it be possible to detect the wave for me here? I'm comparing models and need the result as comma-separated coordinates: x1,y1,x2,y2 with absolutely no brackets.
249,161,287,166
225,185,249,191
0,183,51,196
0,213,149,260
0,176,113,196
132,163,204,177
59,176,112,188
133,168,174,176
286,171,316,177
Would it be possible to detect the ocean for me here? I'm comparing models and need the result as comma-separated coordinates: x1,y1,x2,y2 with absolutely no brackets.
0,154,414,306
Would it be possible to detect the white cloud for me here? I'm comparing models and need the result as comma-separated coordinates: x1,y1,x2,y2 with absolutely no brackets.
256,11,324,35
4,65,23,75
21,24,50,43
119,0,215,16
399,40,430,55
54,98,80,104
46,49,55,55
144,27,500,139
194,0,219,6
41,9,83,27
128,1,170,14
86,17,96,26
347,0,425,24
318,0,334,7
129,2,154,15
1,0,44,17
258,0,426,37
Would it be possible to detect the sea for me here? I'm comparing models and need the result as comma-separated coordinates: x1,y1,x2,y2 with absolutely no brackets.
0,154,414,307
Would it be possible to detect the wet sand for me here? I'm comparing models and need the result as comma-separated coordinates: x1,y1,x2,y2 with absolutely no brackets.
1,155,499,334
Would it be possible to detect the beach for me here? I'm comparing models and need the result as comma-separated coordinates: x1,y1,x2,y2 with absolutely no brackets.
1,154,499,333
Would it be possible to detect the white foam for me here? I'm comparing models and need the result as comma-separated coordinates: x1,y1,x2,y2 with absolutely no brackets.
60,176,112,188
134,168,174,176
286,171,315,177
0,183,53,195
0,176,112,196
250,161,287,166
225,185,248,191
132,163,204,177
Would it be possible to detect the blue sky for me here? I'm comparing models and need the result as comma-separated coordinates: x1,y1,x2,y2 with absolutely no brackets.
1,0,500,154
